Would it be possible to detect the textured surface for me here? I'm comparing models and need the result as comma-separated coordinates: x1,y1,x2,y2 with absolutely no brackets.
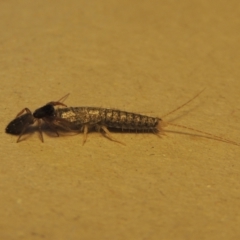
1,0,240,239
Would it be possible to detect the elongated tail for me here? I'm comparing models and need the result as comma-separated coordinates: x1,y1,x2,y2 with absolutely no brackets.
157,120,240,146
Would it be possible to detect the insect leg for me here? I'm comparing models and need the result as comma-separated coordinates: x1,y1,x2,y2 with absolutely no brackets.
51,117,78,132
36,119,44,142
17,119,36,143
43,118,60,137
100,125,125,145
16,108,32,117
83,125,88,145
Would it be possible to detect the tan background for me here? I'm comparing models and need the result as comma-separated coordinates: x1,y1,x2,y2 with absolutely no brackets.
1,0,240,239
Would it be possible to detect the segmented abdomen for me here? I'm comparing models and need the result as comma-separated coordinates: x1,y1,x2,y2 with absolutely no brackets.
56,107,160,130
104,109,160,130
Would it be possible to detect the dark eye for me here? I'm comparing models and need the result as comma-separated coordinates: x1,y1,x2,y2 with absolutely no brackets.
33,104,55,118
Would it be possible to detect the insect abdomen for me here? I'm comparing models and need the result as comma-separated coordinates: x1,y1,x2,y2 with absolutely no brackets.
56,107,160,131
103,109,160,130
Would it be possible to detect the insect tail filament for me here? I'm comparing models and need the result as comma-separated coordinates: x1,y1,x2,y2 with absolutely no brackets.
162,121,240,146
161,88,206,119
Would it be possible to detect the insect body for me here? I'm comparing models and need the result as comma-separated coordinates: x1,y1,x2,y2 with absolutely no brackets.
5,93,240,146
57,107,159,130
6,102,163,144
55,107,163,144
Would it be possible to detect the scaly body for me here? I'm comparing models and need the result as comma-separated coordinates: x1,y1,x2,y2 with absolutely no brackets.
56,107,160,131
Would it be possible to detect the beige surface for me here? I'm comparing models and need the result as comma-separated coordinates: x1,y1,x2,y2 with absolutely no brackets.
1,1,240,239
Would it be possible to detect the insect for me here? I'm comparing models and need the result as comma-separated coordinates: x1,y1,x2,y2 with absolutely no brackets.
5,91,240,146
